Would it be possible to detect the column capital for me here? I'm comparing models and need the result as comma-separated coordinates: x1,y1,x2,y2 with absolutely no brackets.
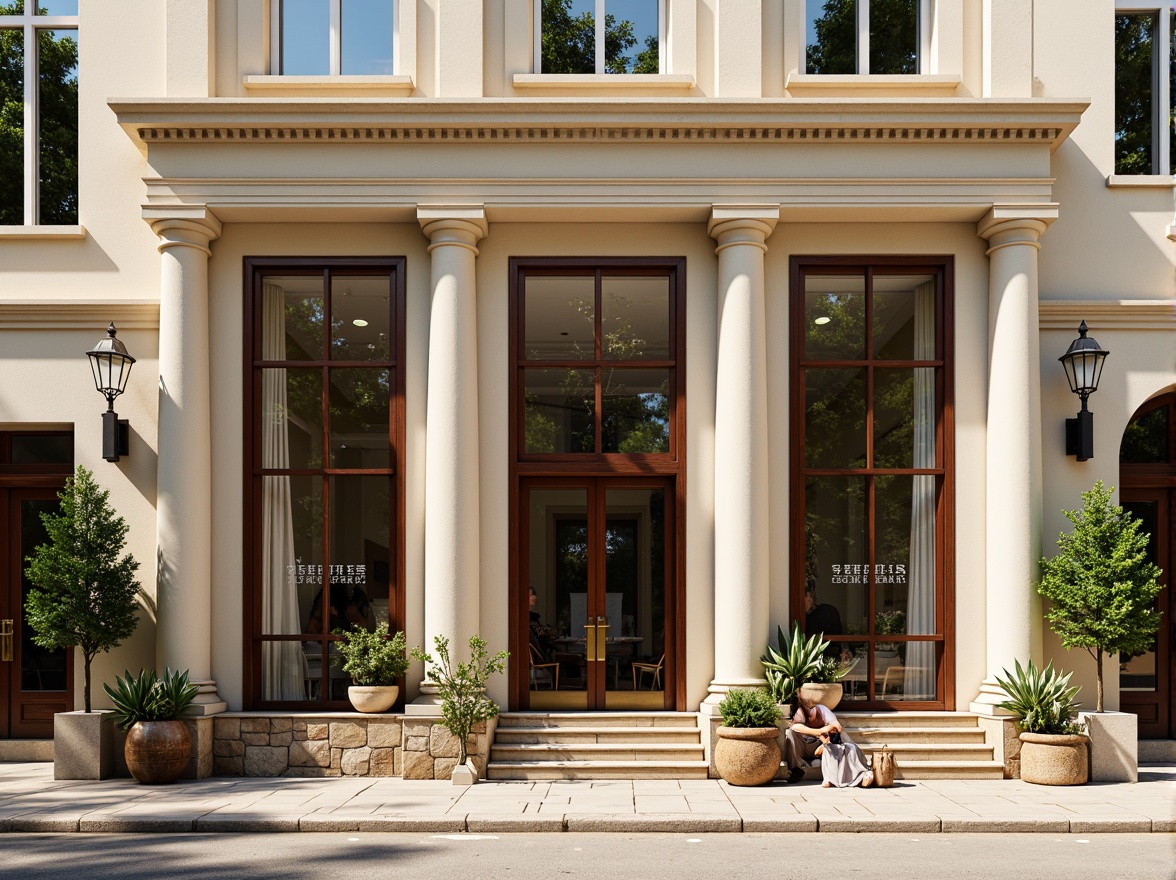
418,205,488,254
143,205,222,255
708,205,779,252
976,204,1058,252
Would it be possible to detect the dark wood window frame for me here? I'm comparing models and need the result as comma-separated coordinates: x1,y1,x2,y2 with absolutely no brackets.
242,257,407,710
507,257,687,710
790,255,955,710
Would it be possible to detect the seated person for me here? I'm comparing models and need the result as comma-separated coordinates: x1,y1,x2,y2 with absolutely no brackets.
785,695,874,788
805,583,845,659
305,582,377,635
528,586,558,660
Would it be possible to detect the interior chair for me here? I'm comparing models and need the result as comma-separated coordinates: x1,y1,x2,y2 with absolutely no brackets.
880,664,908,699
631,653,665,690
529,643,559,691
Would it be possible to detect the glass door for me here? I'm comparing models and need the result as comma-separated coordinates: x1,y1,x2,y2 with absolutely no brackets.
522,478,671,711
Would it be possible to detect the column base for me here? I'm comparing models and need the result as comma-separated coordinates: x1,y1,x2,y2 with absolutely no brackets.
968,677,1016,716
701,677,770,714
183,680,227,716
406,681,444,717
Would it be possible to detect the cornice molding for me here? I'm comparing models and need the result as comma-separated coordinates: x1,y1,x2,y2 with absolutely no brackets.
1039,300,1176,332
0,301,160,331
109,98,1088,152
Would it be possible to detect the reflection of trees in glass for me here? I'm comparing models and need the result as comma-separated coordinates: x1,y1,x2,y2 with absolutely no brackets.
806,0,916,75
1120,405,1168,464
1115,13,1156,174
1,6,78,224
541,0,658,74
555,520,588,636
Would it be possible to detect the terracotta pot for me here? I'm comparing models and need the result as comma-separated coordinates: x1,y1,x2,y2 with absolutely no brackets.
348,685,399,714
799,682,843,710
1018,732,1089,785
714,726,781,786
124,720,191,785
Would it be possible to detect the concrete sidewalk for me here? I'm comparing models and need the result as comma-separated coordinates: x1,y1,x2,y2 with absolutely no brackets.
0,761,1172,834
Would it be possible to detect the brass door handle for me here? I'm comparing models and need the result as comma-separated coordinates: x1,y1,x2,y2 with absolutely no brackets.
584,624,597,661
0,619,12,662
596,617,609,661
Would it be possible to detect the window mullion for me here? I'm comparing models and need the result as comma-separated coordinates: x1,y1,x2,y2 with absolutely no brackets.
1157,8,1171,174
857,0,870,75
24,21,37,225
330,0,342,76
595,0,606,75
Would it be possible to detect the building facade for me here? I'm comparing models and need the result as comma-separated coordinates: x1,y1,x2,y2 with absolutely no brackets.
1,0,1174,756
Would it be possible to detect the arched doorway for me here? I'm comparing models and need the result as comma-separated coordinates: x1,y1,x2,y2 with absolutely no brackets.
1119,392,1176,739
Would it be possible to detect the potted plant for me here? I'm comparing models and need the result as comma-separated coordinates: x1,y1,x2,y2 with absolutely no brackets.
24,466,142,780
761,622,848,710
714,687,782,786
332,623,409,713
411,634,509,784
103,667,199,784
1038,481,1161,781
995,659,1088,786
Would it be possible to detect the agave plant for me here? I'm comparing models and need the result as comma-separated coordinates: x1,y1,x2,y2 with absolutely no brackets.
103,667,200,731
994,659,1086,736
760,622,837,704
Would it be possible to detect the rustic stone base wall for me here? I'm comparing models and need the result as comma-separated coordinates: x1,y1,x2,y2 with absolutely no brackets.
211,714,490,780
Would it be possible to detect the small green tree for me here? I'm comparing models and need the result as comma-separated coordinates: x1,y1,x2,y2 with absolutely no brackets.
24,466,142,712
1038,481,1163,712
411,635,509,765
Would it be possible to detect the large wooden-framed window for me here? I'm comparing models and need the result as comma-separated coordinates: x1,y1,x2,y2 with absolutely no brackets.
508,257,687,711
791,256,954,709
243,258,405,709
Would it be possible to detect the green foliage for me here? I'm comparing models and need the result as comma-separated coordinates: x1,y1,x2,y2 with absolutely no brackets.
24,466,141,712
994,659,1085,737
1114,12,1156,174
331,623,408,686
411,635,509,764
0,6,78,224
760,622,838,703
807,655,850,685
540,0,658,74
718,687,782,729
1038,481,1163,711
102,667,200,732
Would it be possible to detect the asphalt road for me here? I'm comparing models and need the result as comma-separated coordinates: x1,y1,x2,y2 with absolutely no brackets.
1,832,1173,880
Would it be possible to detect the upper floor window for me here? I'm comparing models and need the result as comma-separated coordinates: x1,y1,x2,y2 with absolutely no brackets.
0,1,78,226
1114,3,1174,175
272,0,395,75
536,0,662,74
805,0,928,75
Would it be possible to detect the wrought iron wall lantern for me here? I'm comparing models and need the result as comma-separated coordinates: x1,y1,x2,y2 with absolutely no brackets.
1058,320,1108,462
86,322,136,462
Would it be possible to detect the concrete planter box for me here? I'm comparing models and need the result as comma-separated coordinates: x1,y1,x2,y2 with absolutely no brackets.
53,710,116,780
1079,710,1138,783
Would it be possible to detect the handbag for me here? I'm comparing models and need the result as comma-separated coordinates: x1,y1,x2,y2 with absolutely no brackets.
872,745,897,787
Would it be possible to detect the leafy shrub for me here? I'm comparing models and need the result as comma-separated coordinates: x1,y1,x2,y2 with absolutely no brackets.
102,668,200,731
411,635,509,764
331,623,409,686
718,687,782,729
806,655,850,685
994,659,1086,736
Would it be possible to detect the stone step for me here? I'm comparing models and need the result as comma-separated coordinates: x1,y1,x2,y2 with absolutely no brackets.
487,760,711,780
856,743,993,762
495,726,703,744
497,712,698,729
0,740,53,762
492,743,705,762
844,726,987,743
836,711,983,729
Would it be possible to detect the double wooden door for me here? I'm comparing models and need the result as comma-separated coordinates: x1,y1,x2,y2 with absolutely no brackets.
0,488,71,738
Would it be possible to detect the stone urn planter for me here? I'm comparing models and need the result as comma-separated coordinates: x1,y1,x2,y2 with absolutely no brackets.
125,720,192,785
714,726,782,786
798,682,843,710
1018,732,1089,785
348,684,399,714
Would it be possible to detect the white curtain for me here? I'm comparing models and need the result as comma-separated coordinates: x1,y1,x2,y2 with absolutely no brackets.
905,281,937,700
261,282,307,700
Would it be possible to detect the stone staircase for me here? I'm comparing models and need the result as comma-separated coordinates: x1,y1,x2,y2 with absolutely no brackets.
487,712,709,780
836,711,1004,779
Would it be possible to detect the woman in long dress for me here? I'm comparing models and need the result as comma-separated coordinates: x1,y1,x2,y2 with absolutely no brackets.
790,697,874,788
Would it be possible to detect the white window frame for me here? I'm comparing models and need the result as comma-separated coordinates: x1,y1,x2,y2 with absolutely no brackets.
0,5,78,226
1114,2,1173,176
802,0,931,75
270,0,399,76
534,0,666,75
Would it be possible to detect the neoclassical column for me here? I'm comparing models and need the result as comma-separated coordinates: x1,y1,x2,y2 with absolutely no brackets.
970,205,1057,714
412,206,487,710
144,205,226,715
704,206,779,709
